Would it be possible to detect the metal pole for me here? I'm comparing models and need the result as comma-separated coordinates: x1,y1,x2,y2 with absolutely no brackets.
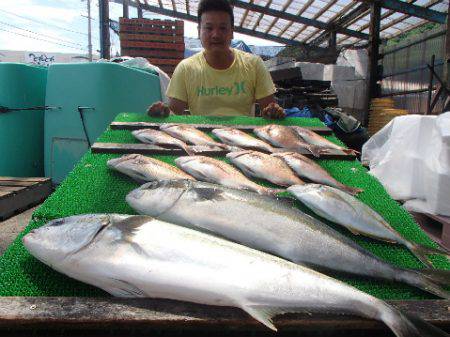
99,0,111,59
87,0,93,62
137,4,143,18
365,1,381,127
426,54,435,115
123,0,129,18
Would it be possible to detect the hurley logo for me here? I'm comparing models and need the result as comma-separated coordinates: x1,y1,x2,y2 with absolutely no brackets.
197,81,247,96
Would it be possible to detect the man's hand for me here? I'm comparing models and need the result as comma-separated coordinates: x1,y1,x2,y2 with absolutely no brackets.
147,101,171,117
261,102,285,119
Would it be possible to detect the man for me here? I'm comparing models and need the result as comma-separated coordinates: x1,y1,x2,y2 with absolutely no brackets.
148,0,285,119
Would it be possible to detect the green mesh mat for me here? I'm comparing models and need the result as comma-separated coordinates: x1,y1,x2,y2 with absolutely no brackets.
0,113,448,299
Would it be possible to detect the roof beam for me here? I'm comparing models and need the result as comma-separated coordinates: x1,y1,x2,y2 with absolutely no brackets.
291,0,339,41
228,0,369,39
357,0,446,24
338,0,441,45
264,0,294,34
277,0,314,37
111,0,305,46
309,3,370,45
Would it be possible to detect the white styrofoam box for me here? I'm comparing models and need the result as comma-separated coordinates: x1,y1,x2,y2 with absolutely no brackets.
336,49,368,79
323,64,356,81
331,79,368,110
294,62,324,81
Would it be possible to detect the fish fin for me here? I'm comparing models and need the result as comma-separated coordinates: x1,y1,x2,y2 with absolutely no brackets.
340,186,364,196
270,147,289,154
307,145,324,158
241,305,278,331
107,278,146,298
406,242,450,268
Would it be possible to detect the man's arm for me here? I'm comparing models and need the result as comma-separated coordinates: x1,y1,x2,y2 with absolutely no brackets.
147,97,188,117
256,94,285,119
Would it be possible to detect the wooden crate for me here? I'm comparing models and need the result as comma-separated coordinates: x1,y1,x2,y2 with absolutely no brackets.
120,33,184,43
120,18,184,66
121,48,184,59
120,40,185,51
411,212,450,250
0,177,52,221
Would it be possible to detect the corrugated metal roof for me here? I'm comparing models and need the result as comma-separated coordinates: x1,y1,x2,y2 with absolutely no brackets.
121,0,448,47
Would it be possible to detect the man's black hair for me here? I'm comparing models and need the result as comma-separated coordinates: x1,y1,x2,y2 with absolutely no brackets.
197,0,234,27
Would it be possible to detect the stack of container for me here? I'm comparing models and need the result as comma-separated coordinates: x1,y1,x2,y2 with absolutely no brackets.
120,18,184,76
368,98,408,135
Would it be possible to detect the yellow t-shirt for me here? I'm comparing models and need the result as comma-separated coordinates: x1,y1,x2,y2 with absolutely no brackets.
166,48,276,116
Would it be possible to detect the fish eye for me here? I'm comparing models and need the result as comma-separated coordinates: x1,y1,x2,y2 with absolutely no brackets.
49,219,65,227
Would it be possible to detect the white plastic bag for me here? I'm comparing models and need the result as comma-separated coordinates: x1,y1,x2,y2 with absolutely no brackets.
362,112,450,216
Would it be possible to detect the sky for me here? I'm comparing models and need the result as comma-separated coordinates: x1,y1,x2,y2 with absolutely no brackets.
0,0,282,56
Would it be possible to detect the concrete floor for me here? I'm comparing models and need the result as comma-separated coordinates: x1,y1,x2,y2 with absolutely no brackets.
0,205,39,255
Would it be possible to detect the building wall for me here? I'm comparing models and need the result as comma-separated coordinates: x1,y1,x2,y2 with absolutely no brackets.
0,50,99,66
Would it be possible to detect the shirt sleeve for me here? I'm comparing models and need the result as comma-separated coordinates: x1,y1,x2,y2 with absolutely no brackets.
166,62,188,102
254,56,276,100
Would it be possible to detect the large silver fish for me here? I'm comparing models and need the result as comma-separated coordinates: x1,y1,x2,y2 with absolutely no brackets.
272,152,362,195
160,124,231,150
226,150,305,187
287,184,450,268
253,124,324,157
211,128,276,153
127,180,450,299
175,156,282,196
107,154,195,183
290,126,358,155
22,213,449,336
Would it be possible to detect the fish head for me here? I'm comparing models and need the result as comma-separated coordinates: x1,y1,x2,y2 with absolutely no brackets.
23,214,114,265
126,180,190,216
107,154,151,182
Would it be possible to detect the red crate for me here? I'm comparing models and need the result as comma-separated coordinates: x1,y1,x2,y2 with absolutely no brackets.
121,40,185,51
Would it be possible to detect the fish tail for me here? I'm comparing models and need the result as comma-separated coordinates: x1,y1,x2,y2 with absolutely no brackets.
398,268,450,299
183,145,196,156
260,187,285,197
414,268,450,287
406,241,450,268
343,148,360,155
379,305,449,337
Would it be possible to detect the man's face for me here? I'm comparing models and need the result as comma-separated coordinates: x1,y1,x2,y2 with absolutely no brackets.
199,11,233,53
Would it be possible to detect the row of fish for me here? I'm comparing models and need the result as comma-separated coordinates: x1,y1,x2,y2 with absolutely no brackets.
132,123,357,158
21,122,449,336
108,150,361,195
24,181,450,336
107,152,449,267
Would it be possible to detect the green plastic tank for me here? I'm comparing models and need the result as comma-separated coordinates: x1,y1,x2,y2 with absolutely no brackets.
0,63,47,177
44,62,161,184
